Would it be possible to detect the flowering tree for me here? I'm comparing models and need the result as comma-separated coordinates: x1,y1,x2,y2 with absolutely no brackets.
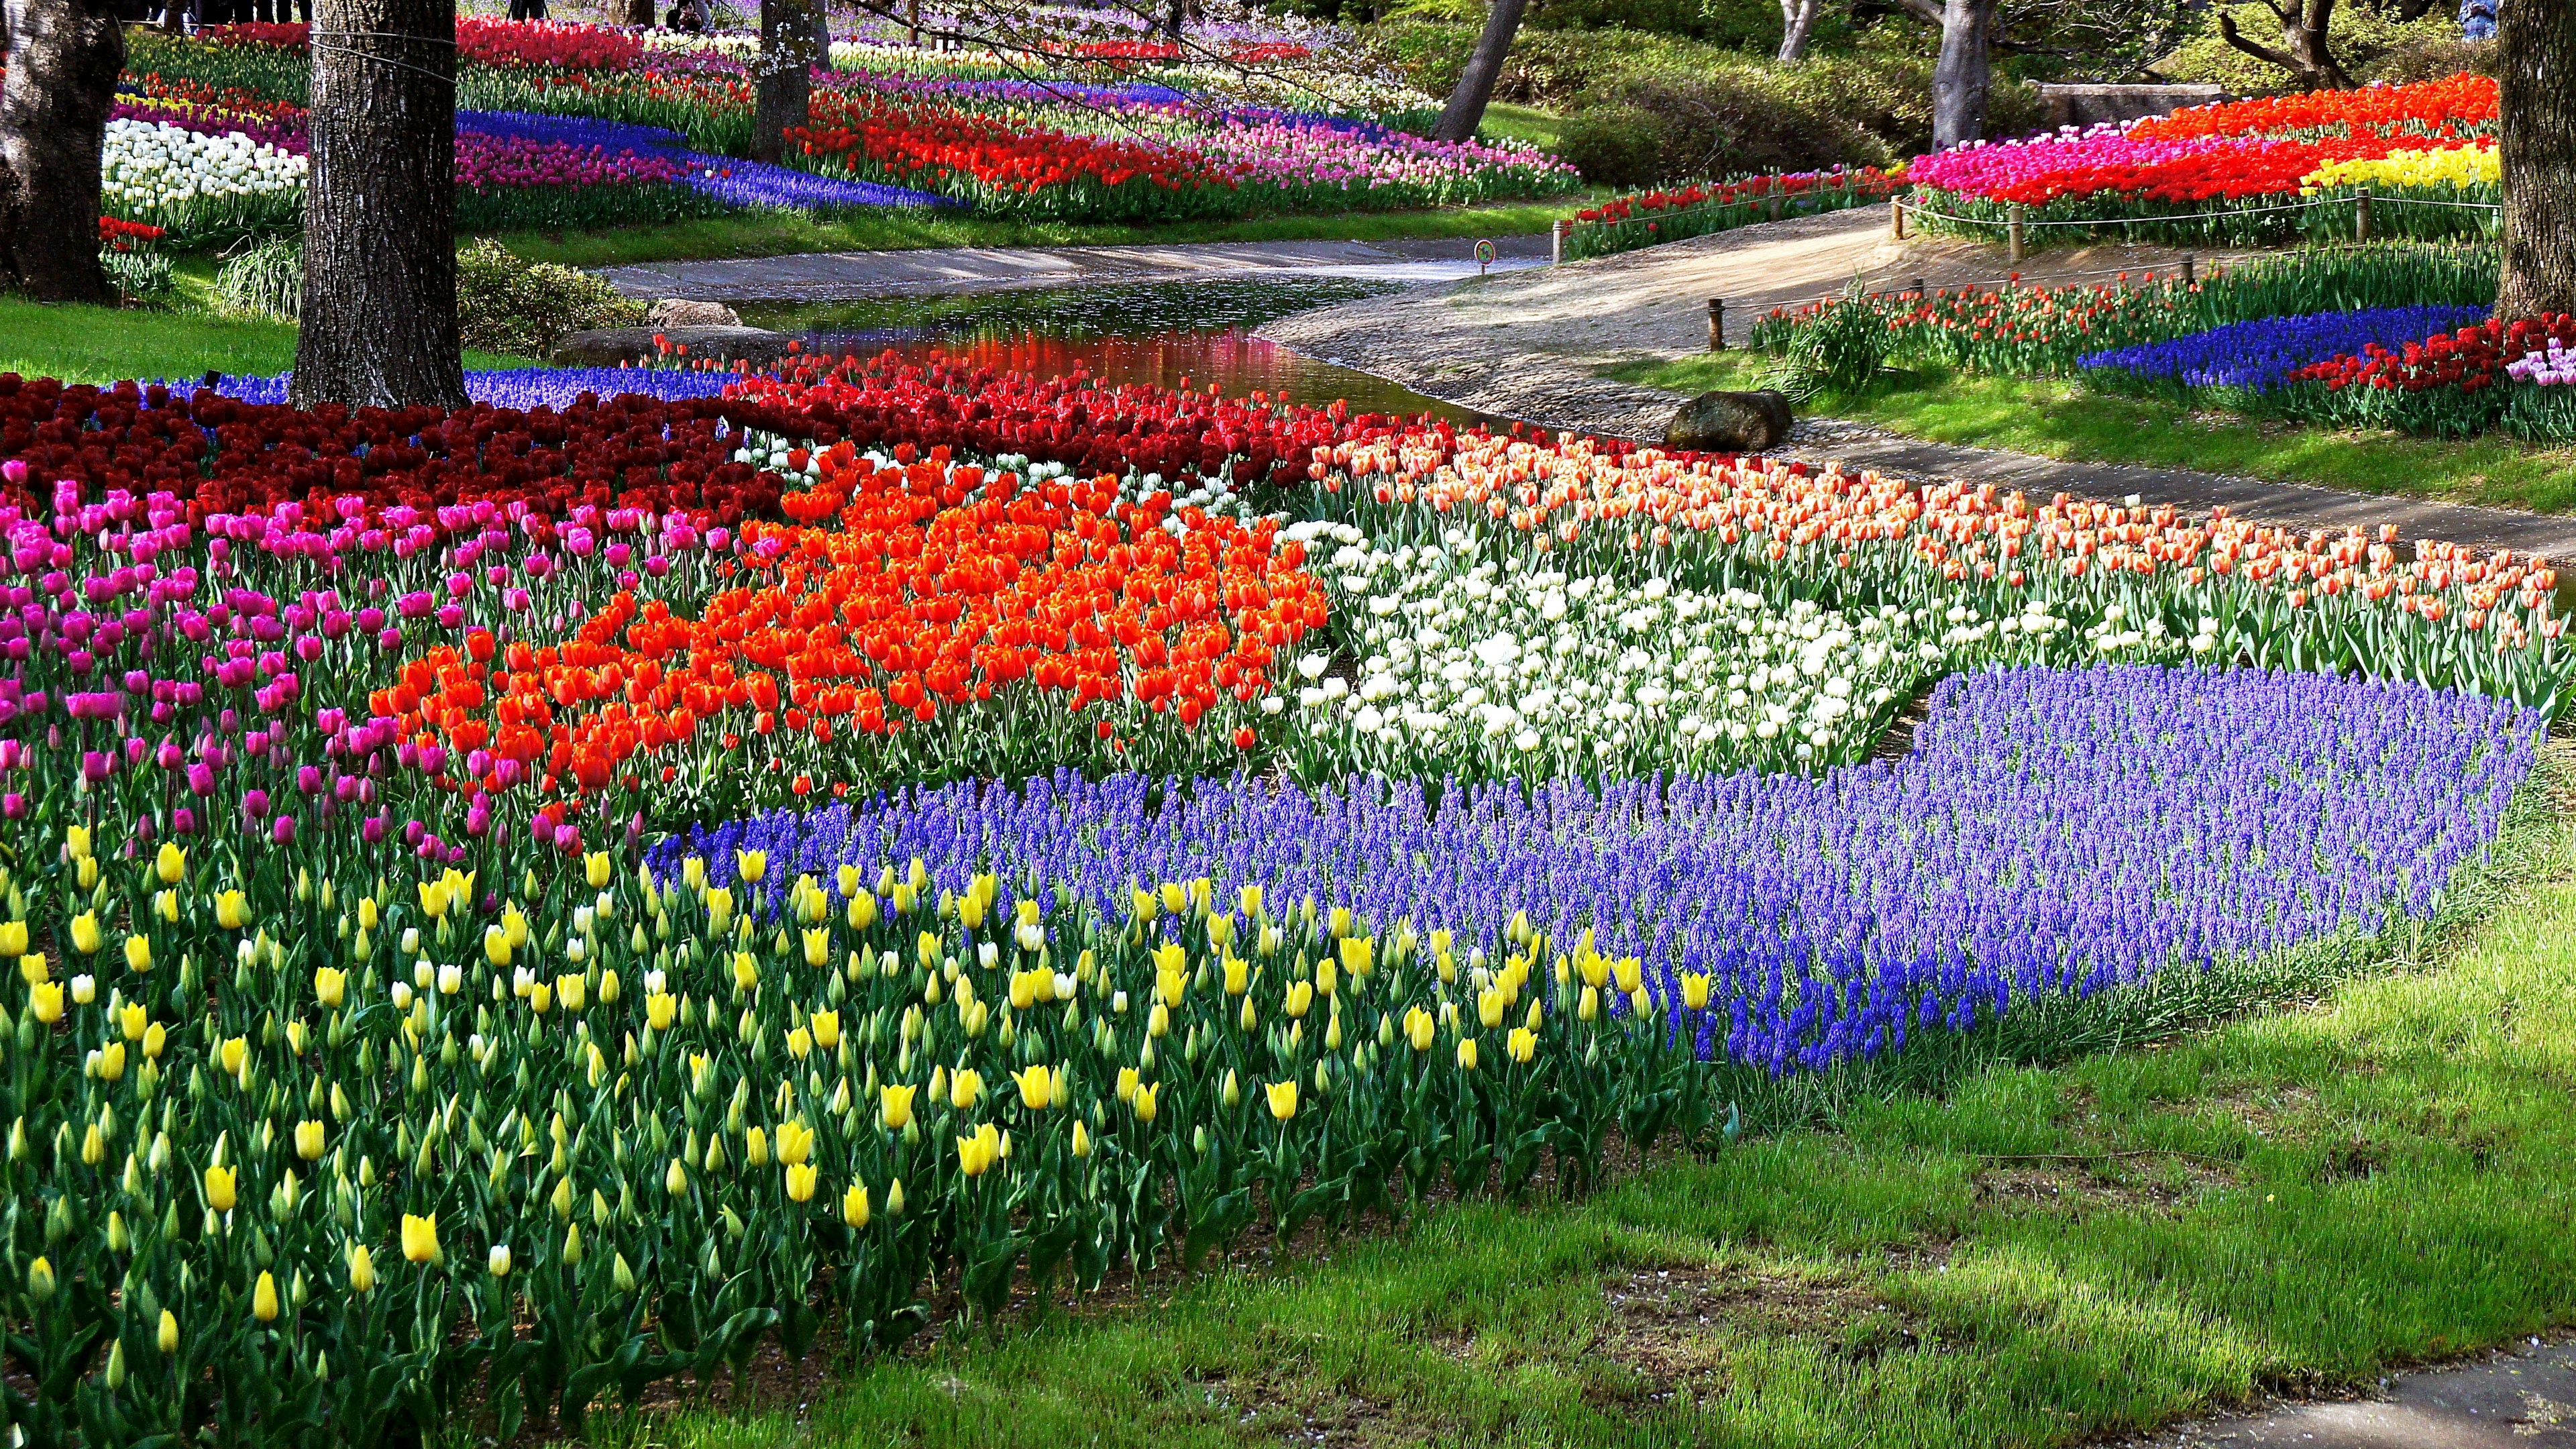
2498,0,2575,316
0,0,123,302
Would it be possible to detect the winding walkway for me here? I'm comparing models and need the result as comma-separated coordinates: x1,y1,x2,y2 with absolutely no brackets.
1256,211,2576,560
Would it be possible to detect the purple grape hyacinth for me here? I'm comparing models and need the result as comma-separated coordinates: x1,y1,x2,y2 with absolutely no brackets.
651,664,2540,1077
2079,305,2491,393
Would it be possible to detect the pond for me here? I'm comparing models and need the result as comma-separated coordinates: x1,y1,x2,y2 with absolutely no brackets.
736,277,1500,425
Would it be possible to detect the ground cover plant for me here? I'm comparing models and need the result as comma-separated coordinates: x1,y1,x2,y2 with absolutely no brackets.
0,344,2567,1446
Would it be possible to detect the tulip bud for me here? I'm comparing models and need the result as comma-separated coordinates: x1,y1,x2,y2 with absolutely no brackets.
252,1271,280,1322
614,1252,638,1295
349,1245,377,1293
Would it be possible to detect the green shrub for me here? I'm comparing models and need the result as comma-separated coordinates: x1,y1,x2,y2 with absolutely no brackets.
1557,105,1676,189
1562,68,1895,183
455,238,645,357
214,236,304,321
2157,3,2474,90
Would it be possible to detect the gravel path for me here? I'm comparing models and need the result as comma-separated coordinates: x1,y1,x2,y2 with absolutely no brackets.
594,236,1552,303
2109,1336,2576,1448
1256,210,2576,559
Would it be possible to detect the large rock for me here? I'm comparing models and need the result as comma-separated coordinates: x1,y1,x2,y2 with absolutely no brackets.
1664,389,1792,453
646,298,742,329
2037,83,2226,129
550,324,794,368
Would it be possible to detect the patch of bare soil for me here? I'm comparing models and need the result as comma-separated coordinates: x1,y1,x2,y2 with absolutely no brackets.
1586,1256,1943,1405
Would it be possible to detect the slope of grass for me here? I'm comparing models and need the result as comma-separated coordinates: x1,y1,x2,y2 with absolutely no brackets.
1614,353,2576,518
490,198,1596,270
621,767,2576,1449
3,290,543,386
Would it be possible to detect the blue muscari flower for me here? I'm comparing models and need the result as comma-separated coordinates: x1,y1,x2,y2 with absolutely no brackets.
195,369,739,409
453,107,956,211
2078,305,2489,393
647,666,2537,1079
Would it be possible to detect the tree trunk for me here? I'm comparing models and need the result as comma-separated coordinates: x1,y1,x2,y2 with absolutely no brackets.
2217,0,2353,90
0,0,124,303
291,0,466,410
1929,0,1996,150
2499,0,2576,318
1431,0,1528,144
1777,0,1821,61
753,0,822,164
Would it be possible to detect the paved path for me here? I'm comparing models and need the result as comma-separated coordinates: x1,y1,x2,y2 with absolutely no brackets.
595,237,1551,303
1258,210,2576,561
2110,1337,2576,1448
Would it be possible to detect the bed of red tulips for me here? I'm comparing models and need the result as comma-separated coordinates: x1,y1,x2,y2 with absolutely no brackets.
374,439,1330,814
2128,73,2496,144
788,95,1239,222
2282,313,2576,436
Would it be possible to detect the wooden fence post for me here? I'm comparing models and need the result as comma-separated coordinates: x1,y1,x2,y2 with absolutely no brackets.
2006,205,2027,264
1708,298,1725,352
1890,197,1907,240
2355,188,2373,243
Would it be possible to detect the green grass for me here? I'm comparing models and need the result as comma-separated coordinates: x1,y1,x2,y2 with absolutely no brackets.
1478,103,1566,153
1612,354,2576,517
616,767,2576,1449
490,197,1601,270
3,285,543,385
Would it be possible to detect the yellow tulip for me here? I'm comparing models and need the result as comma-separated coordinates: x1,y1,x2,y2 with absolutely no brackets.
1477,988,1506,1030
1457,1038,1480,1071
556,973,586,1012
358,896,378,931
1284,980,1313,1019
1265,1080,1298,1122
296,1120,325,1161
528,981,553,1015
786,1162,818,1202
313,966,346,1009
585,851,612,888
665,1158,690,1196
706,888,735,934
157,1309,180,1354
1680,972,1712,1012
484,926,512,968
843,1182,872,1228
1115,1066,1138,1102
417,879,449,920
786,1026,812,1060
777,1120,814,1165
599,969,620,1004
97,1042,126,1082
1073,1122,1091,1159
204,1165,237,1214
215,891,248,931
956,1123,1002,1176
880,1083,918,1132
0,922,23,956
142,1022,166,1059
1223,956,1249,995
1405,1006,1436,1053
810,1010,841,1049
119,1002,148,1040
1338,936,1373,976
123,936,152,973
735,849,767,884
1013,1065,1055,1111
647,991,677,1030
252,1271,280,1323
348,1245,377,1294
402,1212,440,1263
732,951,759,991
156,842,186,885
1507,1026,1538,1063
803,928,829,968
745,1126,771,1167
66,824,91,861
68,912,103,955
1132,1083,1159,1123
949,1068,983,1110
219,1036,246,1074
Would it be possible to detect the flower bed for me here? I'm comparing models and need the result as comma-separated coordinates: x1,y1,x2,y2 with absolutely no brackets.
2282,312,2576,438
0,345,2566,1448
1566,168,1903,260
1903,74,2502,248
2078,304,2490,397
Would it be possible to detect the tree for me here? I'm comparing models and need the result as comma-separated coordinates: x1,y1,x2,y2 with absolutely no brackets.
2218,0,2355,89
292,0,467,410
1431,0,1529,143
1778,0,1825,60
753,0,826,164
0,0,123,303
1889,0,1999,148
2498,0,2576,317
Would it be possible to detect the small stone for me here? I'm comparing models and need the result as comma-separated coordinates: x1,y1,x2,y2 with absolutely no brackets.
646,298,742,329
1664,390,1792,452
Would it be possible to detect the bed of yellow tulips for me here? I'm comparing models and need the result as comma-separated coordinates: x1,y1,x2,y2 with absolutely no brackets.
5,834,1714,1445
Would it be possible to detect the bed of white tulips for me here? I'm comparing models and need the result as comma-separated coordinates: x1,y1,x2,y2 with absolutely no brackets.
1271,521,2206,783
101,119,307,244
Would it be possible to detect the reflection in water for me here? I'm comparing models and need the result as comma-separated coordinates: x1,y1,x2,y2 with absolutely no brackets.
739,279,1502,427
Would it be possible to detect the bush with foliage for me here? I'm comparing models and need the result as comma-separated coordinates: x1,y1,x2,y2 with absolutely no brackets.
455,238,645,356
2157,1,2485,90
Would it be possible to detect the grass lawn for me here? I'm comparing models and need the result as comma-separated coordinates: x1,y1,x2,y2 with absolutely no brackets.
612,763,2576,1449
3,282,541,386
490,197,1599,270
1615,354,2576,519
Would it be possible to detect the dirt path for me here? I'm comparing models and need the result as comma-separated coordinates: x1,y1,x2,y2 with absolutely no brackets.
1258,211,2576,560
